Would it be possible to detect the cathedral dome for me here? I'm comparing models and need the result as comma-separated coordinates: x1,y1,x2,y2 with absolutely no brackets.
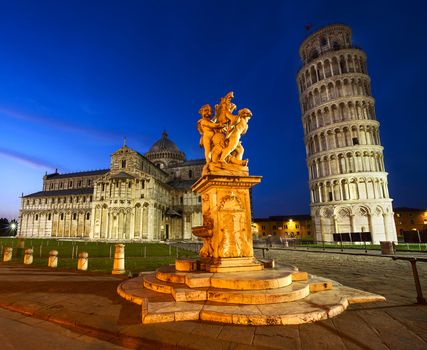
148,131,181,153
145,131,186,169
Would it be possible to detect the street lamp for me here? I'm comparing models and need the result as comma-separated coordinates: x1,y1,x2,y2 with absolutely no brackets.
10,223,17,231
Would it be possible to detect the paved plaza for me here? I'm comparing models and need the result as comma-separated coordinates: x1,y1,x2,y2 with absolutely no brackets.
0,250,426,349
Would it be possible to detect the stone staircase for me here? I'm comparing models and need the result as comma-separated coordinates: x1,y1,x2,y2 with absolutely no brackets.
117,260,385,325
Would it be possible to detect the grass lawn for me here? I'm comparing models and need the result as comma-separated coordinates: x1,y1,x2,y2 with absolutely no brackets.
0,238,199,273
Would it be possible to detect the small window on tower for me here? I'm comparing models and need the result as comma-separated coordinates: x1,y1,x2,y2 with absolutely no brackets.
352,137,359,145
189,170,193,178
121,159,126,168
320,37,327,46
48,213,51,220
73,213,77,220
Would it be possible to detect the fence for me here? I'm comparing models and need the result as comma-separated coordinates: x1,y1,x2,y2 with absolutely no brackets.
254,238,427,252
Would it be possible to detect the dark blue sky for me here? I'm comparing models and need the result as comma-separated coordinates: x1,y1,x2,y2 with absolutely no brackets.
0,0,426,219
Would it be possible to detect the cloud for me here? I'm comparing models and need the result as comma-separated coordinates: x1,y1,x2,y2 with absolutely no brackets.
0,106,118,141
0,147,59,171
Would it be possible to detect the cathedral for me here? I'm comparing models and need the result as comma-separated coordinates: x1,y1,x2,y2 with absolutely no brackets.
18,132,204,241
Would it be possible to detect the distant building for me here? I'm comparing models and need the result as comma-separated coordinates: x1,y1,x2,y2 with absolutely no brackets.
18,132,204,240
394,207,427,237
252,215,313,240
297,24,397,243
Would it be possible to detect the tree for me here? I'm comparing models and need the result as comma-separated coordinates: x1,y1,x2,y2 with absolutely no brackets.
0,218,18,237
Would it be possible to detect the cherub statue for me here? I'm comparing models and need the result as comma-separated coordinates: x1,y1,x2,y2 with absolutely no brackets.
197,104,224,163
219,108,252,163
198,92,252,176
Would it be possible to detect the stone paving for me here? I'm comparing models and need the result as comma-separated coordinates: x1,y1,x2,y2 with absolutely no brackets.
0,250,426,349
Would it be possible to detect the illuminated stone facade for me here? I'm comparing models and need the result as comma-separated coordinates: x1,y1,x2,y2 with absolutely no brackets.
253,215,313,240
394,207,427,237
18,132,204,240
297,24,397,243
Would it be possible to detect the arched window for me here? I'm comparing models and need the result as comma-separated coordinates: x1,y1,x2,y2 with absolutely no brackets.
73,213,77,220
320,36,327,46
188,170,193,178
60,213,64,220
310,49,319,60
121,159,126,168
86,213,90,220
35,214,38,221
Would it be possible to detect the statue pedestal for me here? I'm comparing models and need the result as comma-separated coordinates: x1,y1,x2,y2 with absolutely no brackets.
192,175,263,273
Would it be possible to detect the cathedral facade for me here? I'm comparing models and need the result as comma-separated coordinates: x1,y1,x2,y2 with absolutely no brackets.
18,132,204,241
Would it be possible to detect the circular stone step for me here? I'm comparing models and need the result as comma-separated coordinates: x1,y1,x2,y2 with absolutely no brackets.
156,265,187,284
206,282,310,304
208,270,293,290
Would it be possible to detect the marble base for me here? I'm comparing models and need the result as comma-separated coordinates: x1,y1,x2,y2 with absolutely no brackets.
117,261,385,326
206,257,264,272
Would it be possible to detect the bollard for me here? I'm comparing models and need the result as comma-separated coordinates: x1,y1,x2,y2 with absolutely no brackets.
48,250,58,268
3,247,13,262
24,248,33,265
112,244,126,274
77,252,88,271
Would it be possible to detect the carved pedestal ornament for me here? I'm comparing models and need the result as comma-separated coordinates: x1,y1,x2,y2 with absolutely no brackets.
193,93,262,272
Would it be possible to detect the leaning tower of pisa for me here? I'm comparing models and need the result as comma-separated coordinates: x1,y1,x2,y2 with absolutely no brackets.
296,24,397,244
